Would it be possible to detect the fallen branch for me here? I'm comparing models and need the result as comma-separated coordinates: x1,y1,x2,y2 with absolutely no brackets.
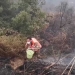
61,56,75,75
39,63,55,75
68,59,75,75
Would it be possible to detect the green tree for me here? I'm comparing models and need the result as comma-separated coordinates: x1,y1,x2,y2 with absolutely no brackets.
12,10,45,35
12,0,45,35
0,0,12,27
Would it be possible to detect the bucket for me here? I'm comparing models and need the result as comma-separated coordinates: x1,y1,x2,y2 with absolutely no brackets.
26,49,34,59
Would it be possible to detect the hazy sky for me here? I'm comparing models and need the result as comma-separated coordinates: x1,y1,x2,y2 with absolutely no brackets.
42,0,75,12
45,0,75,6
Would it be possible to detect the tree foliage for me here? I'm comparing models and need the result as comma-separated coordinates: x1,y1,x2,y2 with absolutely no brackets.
12,0,45,35
0,0,13,27
0,0,45,36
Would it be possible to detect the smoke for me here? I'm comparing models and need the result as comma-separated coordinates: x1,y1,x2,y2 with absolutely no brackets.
42,0,75,13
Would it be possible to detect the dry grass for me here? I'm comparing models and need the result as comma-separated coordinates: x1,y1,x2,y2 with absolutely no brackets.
0,34,26,57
